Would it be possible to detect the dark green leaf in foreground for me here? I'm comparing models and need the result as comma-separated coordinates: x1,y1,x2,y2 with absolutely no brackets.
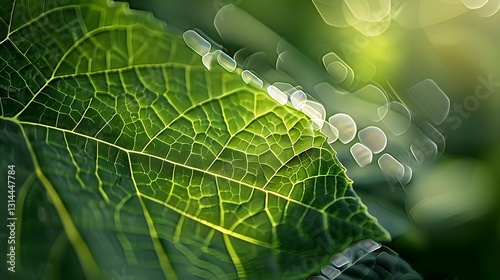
0,0,389,279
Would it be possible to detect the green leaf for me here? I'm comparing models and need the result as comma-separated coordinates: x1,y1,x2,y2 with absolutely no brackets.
0,0,389,279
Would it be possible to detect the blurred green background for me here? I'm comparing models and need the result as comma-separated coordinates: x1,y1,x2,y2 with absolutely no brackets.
121,0,500,278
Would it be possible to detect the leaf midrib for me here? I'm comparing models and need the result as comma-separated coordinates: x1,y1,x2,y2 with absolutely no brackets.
5,118,350,237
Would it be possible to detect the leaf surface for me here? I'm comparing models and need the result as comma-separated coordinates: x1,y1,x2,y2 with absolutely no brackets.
0,0,389,279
